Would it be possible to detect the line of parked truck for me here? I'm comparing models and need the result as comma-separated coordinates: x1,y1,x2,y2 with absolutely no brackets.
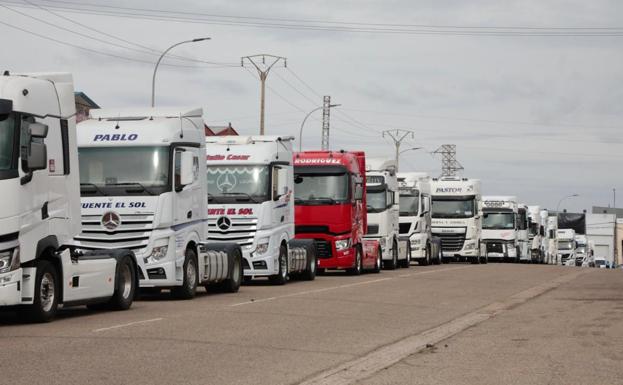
0,72,600,323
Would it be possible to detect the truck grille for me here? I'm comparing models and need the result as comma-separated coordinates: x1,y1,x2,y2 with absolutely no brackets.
207,217,258,248
75,213,154,252
314,240,332,259
296,225,329,234
367,224,379,235
486,242,504,254
434,232,466,252
399,223,411,235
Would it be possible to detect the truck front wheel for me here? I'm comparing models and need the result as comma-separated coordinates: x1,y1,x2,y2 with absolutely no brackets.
172,248,198,299
385,242,398,270
108,255,136,310
347,246,363,275
269,245,288,285
25,260,59,323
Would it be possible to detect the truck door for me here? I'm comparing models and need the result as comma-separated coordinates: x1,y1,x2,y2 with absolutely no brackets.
173,146,201,227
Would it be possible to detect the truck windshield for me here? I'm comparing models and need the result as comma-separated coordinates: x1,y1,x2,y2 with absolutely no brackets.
482,212,515,230
0,112,18,178
576,246,587,254
207,165,270,203
367,188,387,213
431,198,475,218
399,192,419,216
294,173,349,205
558,240,574,250
79,146,170,196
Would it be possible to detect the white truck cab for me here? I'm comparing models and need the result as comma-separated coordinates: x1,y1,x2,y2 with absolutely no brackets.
574,234,589,267
75,107,242,298
431,177,485,264
546,215,558,264
556,228,576,266
0,72,139,322
364,158,408,269
397,172,441,266
482,196,519,262
205,135,316,284
528,205,545,263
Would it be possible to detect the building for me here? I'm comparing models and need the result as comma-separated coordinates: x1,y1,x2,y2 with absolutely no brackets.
74,92,99,123
205,123,239,136
592,206,623,219
616,219,623,267
586,213,617,266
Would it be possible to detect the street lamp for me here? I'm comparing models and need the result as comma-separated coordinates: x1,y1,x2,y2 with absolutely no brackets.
399,147,422,155
298,103,341,151
556,193,579,213
151,38,210,107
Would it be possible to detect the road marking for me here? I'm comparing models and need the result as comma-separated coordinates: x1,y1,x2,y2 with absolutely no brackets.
298,268,591,385
230,265,471,307
93,318,163,333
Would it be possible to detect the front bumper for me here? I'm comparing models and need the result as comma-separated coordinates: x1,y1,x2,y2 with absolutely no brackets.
318,247,356,270
409,234,428,258
0,269,22,306
243,247,278,277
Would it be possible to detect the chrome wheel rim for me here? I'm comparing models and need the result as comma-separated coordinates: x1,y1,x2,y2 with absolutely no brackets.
120,263,133,299
40,272,55,312
187,258,197,288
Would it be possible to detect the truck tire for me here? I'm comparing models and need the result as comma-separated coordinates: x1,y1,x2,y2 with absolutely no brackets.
301,245,317,281
400,241,411,268
24,260,59,323
107,254,136,310
420,244,430,266
372,247,382,273
171,248,198,299
213,246,243,293
347,246,363,275
269,245,288,285
385,242,398,270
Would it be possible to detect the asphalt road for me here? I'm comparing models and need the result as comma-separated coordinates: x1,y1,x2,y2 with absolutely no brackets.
1,263,621,385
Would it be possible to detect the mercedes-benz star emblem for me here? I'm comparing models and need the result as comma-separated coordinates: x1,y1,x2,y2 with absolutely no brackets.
216,216,232,231
216,172,237,192
101,211,121,231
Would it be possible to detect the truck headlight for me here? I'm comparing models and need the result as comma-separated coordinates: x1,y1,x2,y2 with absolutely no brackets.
0,247,20,274
379,237,386,248
464,242,476,251
255,239,270,255
146,239,169,263
335,238,351,251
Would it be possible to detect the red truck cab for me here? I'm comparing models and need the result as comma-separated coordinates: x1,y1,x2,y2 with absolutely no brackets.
293,150,381,274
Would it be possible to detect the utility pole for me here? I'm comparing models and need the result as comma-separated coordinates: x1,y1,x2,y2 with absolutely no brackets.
321,96,331,150
433,144,464,178
241,54,287,135
382,129,414,170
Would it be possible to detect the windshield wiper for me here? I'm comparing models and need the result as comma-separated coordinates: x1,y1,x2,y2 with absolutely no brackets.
106,182,156,196
222,192,260,203
80,183,107,196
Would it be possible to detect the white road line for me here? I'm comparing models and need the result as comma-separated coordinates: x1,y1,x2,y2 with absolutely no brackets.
93,318,163,333
230,265,471,308
298,269,591,385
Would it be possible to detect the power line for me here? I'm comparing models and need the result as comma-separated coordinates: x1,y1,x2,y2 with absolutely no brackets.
3,1,622,37
16,0,237,66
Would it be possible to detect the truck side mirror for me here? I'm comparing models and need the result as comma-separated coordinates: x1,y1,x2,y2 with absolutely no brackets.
275,167,288,200
26,122,48,171
354,184,363,201
179,151,194,187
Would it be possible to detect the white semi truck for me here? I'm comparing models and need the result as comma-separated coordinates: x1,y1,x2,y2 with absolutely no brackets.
517,203,531,263
0,72,139,322
205,135,316,284
528,205,545,263
556,228,576,266
430,177,485,264
546,215,558,264
397,172,441,265
481,196,519,262
364,158,409,269
75,107,243,298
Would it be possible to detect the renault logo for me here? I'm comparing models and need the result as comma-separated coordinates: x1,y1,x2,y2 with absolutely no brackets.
101,211,121,231
216,216,232,231
216,172,237,192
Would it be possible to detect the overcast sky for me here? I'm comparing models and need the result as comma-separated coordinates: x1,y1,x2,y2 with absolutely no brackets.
1,0,622,212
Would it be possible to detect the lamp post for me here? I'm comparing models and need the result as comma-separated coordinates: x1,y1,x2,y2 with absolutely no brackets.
151,38,210,107
298,103,341,151
396,147,422,170
556,193,579,213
